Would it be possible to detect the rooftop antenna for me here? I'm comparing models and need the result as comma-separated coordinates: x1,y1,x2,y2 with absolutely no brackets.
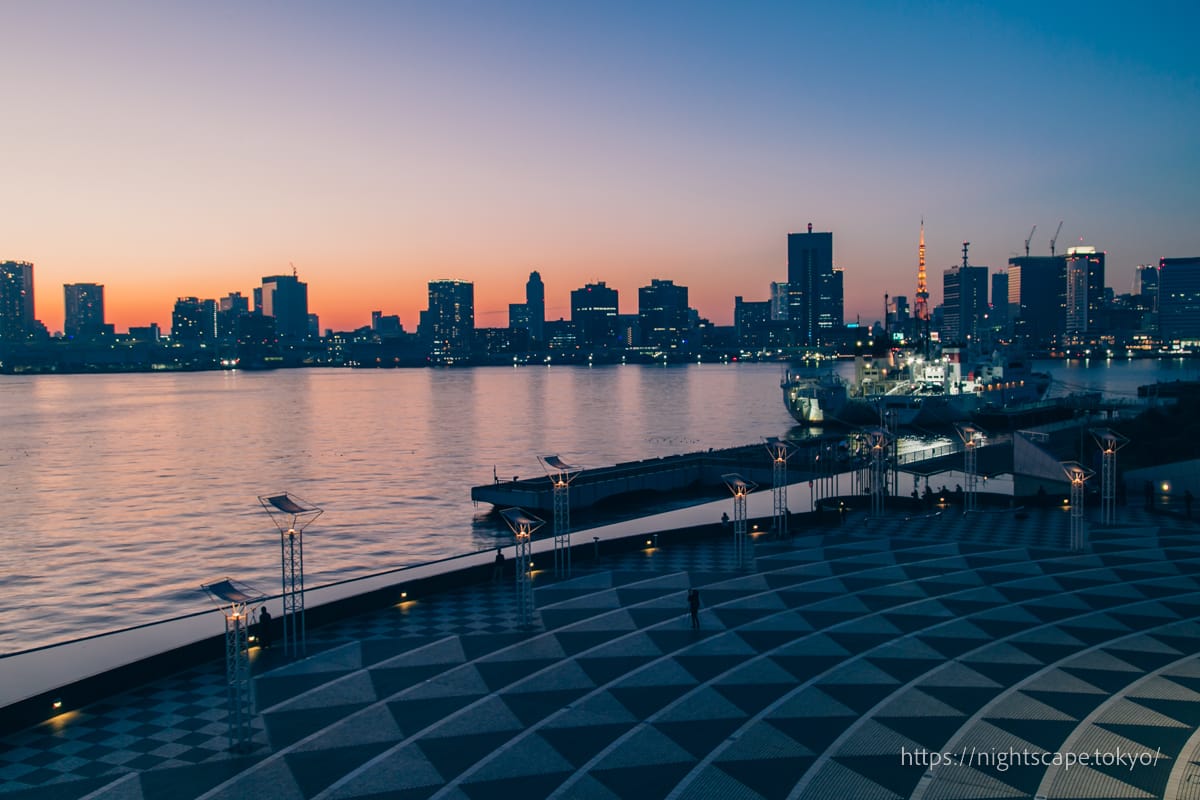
1024,225,1036,257
290,261,297,277
1050,220,1064,256
962,241,970,268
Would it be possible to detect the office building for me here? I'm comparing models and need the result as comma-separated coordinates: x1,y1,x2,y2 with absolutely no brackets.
638,279,691,349
525,271,545,344
218,292,249,343
425,280,475,364
172,297,218,343
1064,246,1106,342
571,282,620,348
786,225,841,346
260,273,310,340
63,283,107,339
770,282,789,320
1159,257,1200,344
942,246,988,345
990,272,1010,329
1007,255,1066,348
0,260,36,341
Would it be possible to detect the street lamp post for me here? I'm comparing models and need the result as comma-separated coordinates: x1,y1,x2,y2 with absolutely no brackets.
765,438,794,538
1061,461,1094,551
539,455,581,577
258,493,323,659
956,423,987,513
500,507,544,628
723,473,757,569
1091,429,1128,526
866,428,890,518
201,578,265,752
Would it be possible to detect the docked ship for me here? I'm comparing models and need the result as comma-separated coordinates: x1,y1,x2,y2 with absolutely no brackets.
782,347,1052,429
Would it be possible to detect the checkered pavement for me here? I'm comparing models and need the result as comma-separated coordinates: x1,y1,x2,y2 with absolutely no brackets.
2,504,1200,799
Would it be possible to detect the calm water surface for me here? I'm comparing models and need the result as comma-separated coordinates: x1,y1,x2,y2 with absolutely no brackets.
0,364,797,653
3,357,1197,655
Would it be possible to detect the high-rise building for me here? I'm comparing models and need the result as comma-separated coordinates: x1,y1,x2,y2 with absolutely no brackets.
218,292,249,343
0,260,36,342
525,271,545,344
786,224,840,346
1063,246,1106,341
942,244,988,345
638,279,691,349
1134,264,1159,313
1159,257,1200,344
260,273,310,340
1007,255,1066,348
990,272,1010,329
63,283,106,339
770,282,790,321
425,280,475,364
171,297,218,343
571,281,619,348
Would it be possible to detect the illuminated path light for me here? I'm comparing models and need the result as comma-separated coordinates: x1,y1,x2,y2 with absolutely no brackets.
200,577,265,752
866,427,891,519
764,437,794,538
539,455,581,577
1061,461,1094,551
722,473,756,569
500,507,544,628
1091,428,1129,526
258,493,323,659
956,423,988,513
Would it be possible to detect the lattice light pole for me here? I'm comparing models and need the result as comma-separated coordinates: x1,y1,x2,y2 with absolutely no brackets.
1091,429,1129,526
867,428,890,518
723,473,757,569
201,578,265,752
956,423,987,513
500,507,543,628
539,455,581,577
765,438,793,538
258,493,323,659
1062,461,1094,551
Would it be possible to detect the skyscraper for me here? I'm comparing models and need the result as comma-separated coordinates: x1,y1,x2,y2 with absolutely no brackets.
425,280,475,364
0,260,36,342
1007,255,1066,348
638,279,690,349
171,297,218,344
260,273,310,341
525,271,545,344
941,243,988,345
63,283,106,339
1158,257,1200,344
786,224,839,346
1063,246,1106,342
571,282,619,348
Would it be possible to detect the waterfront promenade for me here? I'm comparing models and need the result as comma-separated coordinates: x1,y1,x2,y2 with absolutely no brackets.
4,501,1200,799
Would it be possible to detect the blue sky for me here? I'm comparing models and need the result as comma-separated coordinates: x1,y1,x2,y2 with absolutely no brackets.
1,0,1196,330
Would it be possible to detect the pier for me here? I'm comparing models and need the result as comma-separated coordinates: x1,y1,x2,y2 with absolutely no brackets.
471,444,792,512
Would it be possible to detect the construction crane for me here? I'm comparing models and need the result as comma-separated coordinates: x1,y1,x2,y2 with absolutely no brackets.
1050,220,1064,256
1024,225,1036,257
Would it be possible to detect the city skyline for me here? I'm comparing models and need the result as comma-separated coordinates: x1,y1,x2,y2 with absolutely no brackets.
2,2,1197,333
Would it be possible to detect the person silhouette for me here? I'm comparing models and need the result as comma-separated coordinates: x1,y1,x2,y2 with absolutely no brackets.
257,607,272,649
688,589,701,630
492,547,506,583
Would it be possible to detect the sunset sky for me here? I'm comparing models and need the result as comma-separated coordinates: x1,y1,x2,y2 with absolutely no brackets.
3,1,1197,334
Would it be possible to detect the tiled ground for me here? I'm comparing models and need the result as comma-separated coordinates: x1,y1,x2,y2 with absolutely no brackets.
3,503,1200,800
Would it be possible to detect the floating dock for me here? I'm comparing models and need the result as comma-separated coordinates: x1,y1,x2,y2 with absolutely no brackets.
471,444,795,513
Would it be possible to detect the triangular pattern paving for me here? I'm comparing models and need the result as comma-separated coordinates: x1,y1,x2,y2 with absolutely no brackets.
10,509,1200,800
